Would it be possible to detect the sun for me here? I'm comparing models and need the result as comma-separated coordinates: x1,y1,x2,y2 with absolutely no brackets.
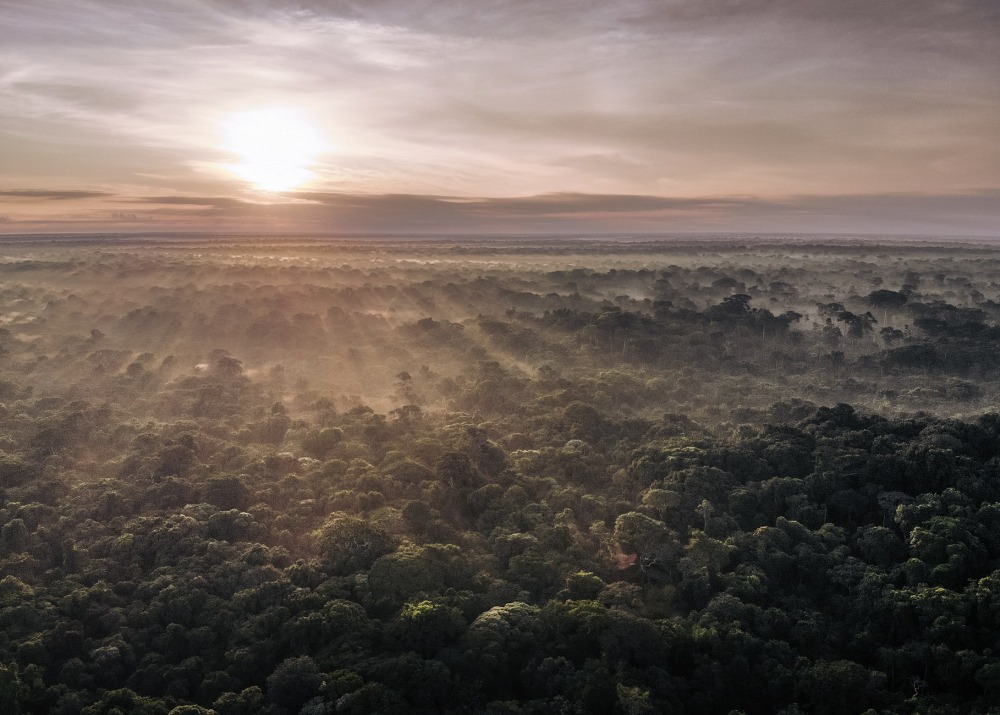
221,108,327,192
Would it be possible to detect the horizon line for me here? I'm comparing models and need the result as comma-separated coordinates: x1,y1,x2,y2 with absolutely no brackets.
0,230,998,242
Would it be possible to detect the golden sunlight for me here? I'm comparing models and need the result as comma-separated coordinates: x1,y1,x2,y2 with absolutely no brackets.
221,108,326,192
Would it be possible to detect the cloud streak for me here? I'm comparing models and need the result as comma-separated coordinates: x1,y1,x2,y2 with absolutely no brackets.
136,195,252,208
95,189,1000,235
0,187,997,235
0,190,112,201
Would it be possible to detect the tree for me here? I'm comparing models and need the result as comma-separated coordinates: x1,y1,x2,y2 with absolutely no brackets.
0,664,20,715
200,477,249,511
435,451,479,489
794,660,871,715
213,686,264,715
80,688,169,715
616,684,658,715
301,427,343,459
464,602,546,692
1,520,29,553
613,512,677,576
868,289,908,311
266,656,323,712
389,599,465,657
317,516,394,575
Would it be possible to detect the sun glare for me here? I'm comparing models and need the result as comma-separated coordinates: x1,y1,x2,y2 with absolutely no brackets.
221,108,326,192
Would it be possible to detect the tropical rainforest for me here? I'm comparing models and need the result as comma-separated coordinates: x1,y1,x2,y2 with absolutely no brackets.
1,234,1000,715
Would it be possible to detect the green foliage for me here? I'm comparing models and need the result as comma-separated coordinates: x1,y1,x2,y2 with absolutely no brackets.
4,239,1000,715
317,516,394,575
80,688,170,715
266,656,322,711
213,686,264,715
200,477,249,511
0,664,21,715
388,599,465,656
301,427,344,460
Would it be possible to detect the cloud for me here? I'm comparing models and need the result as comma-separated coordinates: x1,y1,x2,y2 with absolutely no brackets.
136,195,251,208
115,189,1000,236
293,191,764,215
0,0,997,223
3,187,999,235
290,188,1000,216
0,190,112,201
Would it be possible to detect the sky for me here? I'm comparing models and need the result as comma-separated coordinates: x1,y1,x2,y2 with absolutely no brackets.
1,0,999,236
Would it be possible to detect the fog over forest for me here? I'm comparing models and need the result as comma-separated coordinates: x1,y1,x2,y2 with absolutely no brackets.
3,235,1000,714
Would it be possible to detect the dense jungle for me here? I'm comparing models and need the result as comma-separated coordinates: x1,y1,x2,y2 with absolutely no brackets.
2,234,1000,714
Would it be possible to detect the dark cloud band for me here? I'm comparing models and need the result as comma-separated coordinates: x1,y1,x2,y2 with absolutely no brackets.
0,190,113,201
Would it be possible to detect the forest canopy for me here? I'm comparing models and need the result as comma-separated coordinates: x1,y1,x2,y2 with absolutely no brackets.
1,235,1000,714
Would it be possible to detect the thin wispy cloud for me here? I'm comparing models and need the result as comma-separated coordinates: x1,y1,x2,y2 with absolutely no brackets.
136,195,253,208
0,0,997,233
95,189,1000,236
0,190,112,201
